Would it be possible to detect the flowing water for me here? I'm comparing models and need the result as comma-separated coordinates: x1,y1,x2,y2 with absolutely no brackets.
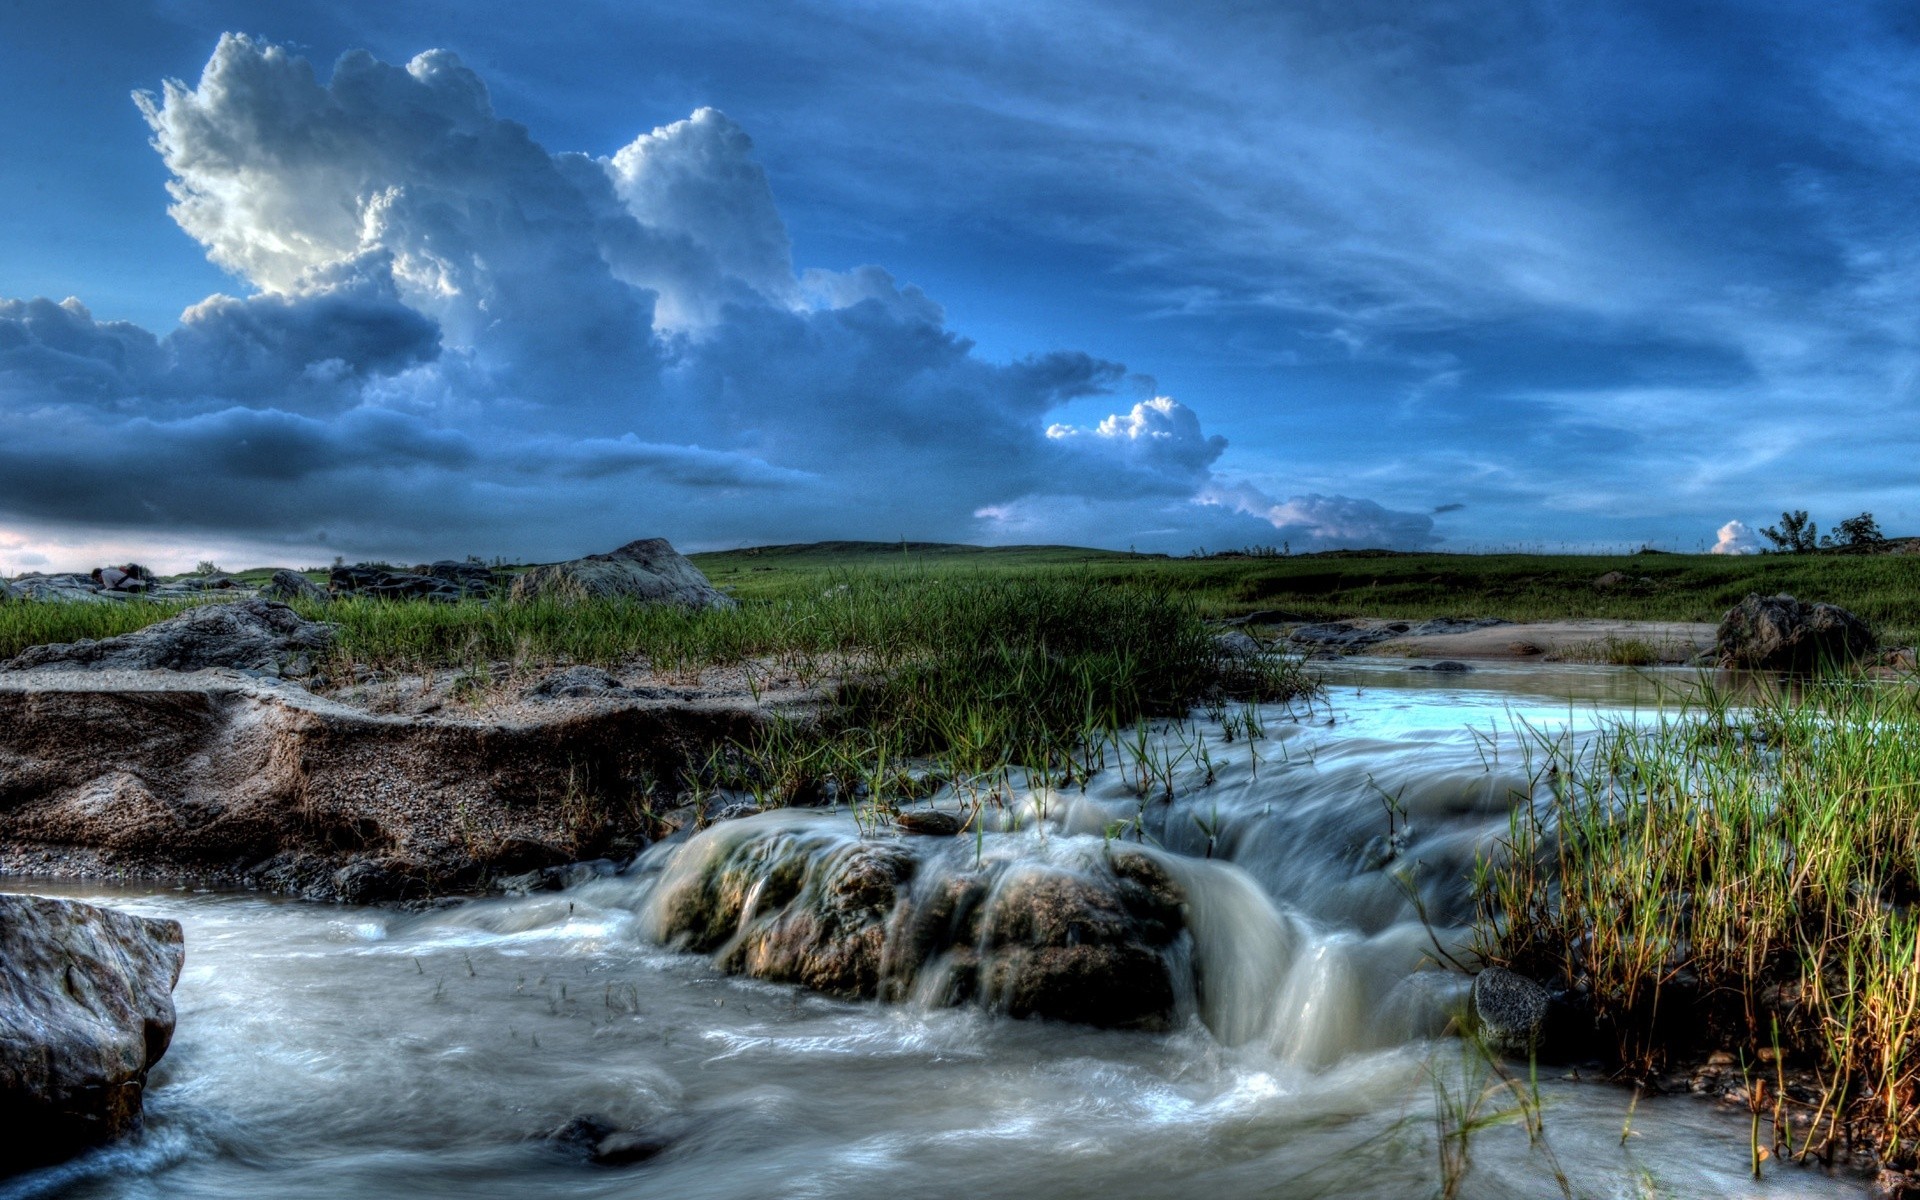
3,665,1864,1199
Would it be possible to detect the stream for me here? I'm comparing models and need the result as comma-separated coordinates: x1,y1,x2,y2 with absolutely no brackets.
3,665,1862,1199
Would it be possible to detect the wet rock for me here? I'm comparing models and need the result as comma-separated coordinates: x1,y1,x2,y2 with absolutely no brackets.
1471,966,1552,1054
0,894,184,1172
497,859,621,895
1,598,335,673
894,810,963,837
1408,660,1473,673
1715,593,1875,671
331,859,420,904
650,817,1187,1029
527,666,628,700
546,1114,683,1167
510,539,734,608
260,569,329,605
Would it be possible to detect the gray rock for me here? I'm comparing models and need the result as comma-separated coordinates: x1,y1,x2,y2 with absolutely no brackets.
410,560,500,596
260,569,330,605
11,574,118,603
328,566,466,602
0,894,184,1171
1213,630,1265,659
1406,617,1510,636
527,666,627,700
1471,966,1551,1054
0,580,17,604
1715,593,1875,671
1289,621,1409,651
498,858,622,895
2,598,335,673
510,539,734,609
1410,660,1474,673
1218,608,1312,627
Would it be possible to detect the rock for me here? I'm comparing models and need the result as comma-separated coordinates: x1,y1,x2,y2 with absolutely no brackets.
410,560,499,596
1288,621,1408,651
260,570,330,605
0,580,18,603
1,599,335,673
0,894,184,1171
1409,660,1474,673
527,666,628,700
1471,966,1551,1054
1213,630,1264,659
328,566,466,602
895,810,963,837
510,539,734,609
546,1114,683,1167
1715,594,1875,671
649,816,1186,1028
10,574,118,603
497,859,621,896
1506,640,1546,656
1406,617,1509,636
330,859,418,904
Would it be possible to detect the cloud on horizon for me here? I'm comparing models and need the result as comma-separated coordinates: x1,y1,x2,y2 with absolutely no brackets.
0,34,1434,569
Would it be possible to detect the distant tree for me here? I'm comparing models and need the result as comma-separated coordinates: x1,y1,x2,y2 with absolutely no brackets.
1823,512,1884,549
194,560,220,576
1760,510,1819,553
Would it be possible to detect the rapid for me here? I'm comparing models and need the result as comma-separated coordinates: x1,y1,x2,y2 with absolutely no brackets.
4,664,1860,1199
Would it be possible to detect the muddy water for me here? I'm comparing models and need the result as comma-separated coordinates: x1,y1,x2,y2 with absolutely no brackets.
3,666,1861,1199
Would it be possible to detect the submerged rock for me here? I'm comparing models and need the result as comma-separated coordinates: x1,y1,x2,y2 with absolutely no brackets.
545,1113,684,1166
1715,593,1874,671
894,810,963,837
644,814,1187,1029
1,598,335,673
510,539,734,608
0,894,184,1173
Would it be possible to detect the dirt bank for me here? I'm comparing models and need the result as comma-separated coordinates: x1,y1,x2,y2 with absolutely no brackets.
0,665,824,902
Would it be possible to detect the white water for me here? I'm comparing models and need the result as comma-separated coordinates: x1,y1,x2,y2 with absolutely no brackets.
2,665,1862,1199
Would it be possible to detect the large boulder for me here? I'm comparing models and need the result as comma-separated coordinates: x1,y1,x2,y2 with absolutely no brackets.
410,560,499,596
511,538,734,608
0,894,184,1172
647,815,1184,1028
327,566,466,602
10,574,118,603
1715,593,1875,670
0,580,18,604
260,569,330,605
1,598,334,674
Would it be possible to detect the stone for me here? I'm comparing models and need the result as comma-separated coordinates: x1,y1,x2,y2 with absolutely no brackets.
1212,630,1264,659
410,560,500,596
328,566,466,602
1715,593,1875,671
0,893,184,1172
510,539,734,609
526,666,628,700
651,817,1186,1029
1417,660,1474,673
1218,608,1312,627
895,810,963,837
1288,622,1408,651
0,580,17,604
1471,966,1551,1054
11,575,119,603
1406,617,1509,636
546,1114,684,1167
1593,571,1654,591
2,599,335,673
260,570,330,605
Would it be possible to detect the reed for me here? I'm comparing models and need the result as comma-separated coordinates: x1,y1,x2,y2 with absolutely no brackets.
1482,677,1920,1173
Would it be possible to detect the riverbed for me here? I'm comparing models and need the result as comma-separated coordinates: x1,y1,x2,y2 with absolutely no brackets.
2,665,1862,1199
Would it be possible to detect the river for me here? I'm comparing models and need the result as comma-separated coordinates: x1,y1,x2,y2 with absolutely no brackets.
2,664,1861,1199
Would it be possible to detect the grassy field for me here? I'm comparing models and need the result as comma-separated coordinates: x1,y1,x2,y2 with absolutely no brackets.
1485,681,1920,1174
692,542,1920,633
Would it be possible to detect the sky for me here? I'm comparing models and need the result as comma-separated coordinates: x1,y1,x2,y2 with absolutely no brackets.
4,0,1920,572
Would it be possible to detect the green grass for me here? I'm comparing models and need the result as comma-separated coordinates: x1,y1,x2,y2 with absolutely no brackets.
1483,679,1920,1172
695,544,1920,633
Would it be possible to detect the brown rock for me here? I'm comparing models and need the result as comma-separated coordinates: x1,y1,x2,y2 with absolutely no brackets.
1715,593,1875,671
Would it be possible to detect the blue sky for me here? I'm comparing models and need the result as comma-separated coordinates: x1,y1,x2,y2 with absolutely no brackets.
4,0,1918,570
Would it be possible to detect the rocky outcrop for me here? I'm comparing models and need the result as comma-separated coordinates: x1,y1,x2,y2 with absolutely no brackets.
0,894,184,1172
1,600,334,675
646,815,1187,1029
327,566,473,602
510,539,734,608
0,670,795,902
260,570,329,605
10,575,123,603
0,580,18,604
1715,594,1875,671
410,560,500,595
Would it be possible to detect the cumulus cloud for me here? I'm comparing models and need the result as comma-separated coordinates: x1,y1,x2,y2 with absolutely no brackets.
0,34,1436,567
1710,520,1762,555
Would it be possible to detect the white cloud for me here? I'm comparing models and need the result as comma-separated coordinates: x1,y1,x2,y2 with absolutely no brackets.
1710,519,1762,554
0,35,1435,566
